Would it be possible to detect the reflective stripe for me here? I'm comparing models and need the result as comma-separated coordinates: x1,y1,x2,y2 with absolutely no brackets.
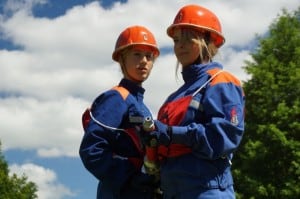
189,70,223,111
89,110,125,132
192,69,223,96
189,99,200,110
129,116,144,123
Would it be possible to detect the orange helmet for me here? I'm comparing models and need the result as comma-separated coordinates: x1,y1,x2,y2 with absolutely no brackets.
112,25,160,61
167,4,225,47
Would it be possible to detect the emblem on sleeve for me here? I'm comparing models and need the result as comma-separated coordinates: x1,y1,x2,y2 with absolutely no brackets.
230,107,239,125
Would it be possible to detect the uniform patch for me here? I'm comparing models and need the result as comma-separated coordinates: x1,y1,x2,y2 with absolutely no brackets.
230,107,239,125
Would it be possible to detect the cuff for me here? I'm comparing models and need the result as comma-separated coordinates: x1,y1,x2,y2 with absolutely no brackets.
170,126,189,144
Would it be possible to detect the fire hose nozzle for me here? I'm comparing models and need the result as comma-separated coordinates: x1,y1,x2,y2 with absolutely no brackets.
142,117,160,182
143,116,155,132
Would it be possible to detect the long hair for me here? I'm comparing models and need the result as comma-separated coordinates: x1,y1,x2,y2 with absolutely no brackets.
175,28,219,77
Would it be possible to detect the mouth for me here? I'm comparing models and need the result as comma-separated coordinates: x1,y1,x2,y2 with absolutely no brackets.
178,51,188,56
138,66,148,71
140,69,148,74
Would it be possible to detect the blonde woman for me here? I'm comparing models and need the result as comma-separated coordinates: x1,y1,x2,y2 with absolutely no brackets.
143,5,245,199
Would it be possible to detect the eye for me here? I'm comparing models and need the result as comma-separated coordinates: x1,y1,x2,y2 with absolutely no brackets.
145,53,154,60
133,51,142,56
132,51,153,60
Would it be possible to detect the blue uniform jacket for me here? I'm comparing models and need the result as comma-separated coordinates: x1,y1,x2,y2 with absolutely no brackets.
79,79,153,199
160,62,245,198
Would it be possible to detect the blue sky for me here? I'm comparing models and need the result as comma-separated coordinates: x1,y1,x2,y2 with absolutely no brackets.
0,0,127,50
0,0,299,199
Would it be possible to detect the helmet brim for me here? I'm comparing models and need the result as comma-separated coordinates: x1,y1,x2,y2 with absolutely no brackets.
112,43,160,62
167,24,225,47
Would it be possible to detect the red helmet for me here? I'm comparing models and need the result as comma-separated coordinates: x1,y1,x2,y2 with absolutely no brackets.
167,4,225,47
112,25,160,61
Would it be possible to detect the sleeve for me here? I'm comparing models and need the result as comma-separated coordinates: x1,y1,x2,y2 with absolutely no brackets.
171,81,245,160
79,90,136,191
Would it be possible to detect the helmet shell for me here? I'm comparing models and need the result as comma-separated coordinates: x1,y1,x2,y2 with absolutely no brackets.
167,4,225,47
112,25,160,61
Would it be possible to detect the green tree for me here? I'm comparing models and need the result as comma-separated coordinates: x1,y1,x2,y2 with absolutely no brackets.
232,7,300,199
0,141,38,199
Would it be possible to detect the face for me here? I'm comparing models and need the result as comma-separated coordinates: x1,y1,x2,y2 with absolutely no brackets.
122,46,155,84
172,28,200,68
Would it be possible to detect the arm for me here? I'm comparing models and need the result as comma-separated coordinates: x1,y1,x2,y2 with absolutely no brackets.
154,82,245,160
175,83,245,159
79,90,136,191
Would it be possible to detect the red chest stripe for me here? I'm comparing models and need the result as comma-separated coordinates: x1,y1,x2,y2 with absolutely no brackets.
157,96,193,158
158,95,192,126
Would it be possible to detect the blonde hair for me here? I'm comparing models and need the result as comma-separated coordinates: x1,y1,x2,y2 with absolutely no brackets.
175,28,219,76
118,48,130,74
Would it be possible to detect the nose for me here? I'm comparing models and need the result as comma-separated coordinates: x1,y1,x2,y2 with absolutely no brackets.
175,39,185,49
142,54,148,61
137,56,148,69
141,53,154,62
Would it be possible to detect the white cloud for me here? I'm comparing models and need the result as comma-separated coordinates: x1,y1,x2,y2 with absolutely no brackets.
9,163,75,199
216,46,253,82
0,0,299,157
0,96,89,157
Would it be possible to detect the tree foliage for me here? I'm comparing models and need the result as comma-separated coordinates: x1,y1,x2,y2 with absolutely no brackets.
232,7,300,199
0,141,38,199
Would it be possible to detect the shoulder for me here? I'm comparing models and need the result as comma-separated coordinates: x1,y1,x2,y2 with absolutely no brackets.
207,68,242,87
92,87,129,109
111,86,130,100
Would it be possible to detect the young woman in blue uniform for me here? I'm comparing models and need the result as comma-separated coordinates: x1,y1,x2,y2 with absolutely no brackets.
79,25,160,199
143,4,245,199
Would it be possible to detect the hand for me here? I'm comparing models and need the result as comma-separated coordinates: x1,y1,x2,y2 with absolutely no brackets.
150,120,172,146
135,125,155,147
129,173,157,192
